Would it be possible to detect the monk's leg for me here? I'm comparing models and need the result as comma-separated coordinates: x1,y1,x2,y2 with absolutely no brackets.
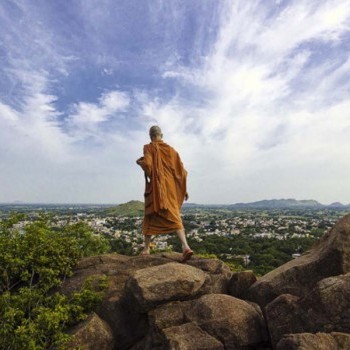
175,229,191,252
141,234,152,255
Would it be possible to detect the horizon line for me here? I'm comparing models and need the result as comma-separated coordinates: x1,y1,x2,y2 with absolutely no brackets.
0,198,349,206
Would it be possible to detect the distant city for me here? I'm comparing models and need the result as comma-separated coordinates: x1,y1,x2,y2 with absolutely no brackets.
1,198,349,208
1,199,348,275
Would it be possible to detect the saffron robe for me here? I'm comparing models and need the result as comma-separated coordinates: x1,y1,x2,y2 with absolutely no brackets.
137,140,187,235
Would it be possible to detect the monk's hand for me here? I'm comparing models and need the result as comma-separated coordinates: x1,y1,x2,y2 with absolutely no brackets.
136,157,144,165
185,193,189,201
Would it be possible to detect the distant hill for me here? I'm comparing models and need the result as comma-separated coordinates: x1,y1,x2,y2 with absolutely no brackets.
106,200,144,217
230,198,324,209
105,199,349,216
328,202,345,208
182,202,201,208
184,199,349,209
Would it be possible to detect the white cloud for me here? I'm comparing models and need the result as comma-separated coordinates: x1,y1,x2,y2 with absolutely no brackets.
155,0,350,204
1,0,350,204
68,90,130,140
0,84,139,203
0,69,70,160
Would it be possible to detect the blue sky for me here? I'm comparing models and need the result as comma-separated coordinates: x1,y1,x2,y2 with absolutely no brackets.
1,0,350,204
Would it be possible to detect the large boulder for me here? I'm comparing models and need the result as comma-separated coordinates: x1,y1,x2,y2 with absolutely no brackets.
59,253,232,349
149,301,187,331
186,294,268,349
265,273,350,347
162,252,233,294
58,253,169,297
67,312,114,350
265,294,303,348
125,262,207,311
247,214,350,306
163,322,224,350
59,254,159,350
146,294,268,349
228,270,257,299
300,273,350,333
276,332,350,350
186,255,233,294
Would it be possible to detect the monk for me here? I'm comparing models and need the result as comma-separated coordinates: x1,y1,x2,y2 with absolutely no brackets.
136,126,193,262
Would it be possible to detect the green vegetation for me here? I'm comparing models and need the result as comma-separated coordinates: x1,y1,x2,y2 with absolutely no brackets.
105,200,144,217
167,234,315,276
0,215,110,350
0,205,339,348
110,237,134,255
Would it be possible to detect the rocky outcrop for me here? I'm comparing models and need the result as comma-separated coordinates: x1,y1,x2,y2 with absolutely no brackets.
266,273,350,347
61,214,350,349
228,270,257,298
60,252,238,349
185,294,268,349
125,262,206,311
145,294,268,349
162,322,224,350
67,312,114,350
276,332,350,350
246,213,350,307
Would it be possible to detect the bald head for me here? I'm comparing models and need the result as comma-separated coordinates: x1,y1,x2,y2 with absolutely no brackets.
149,125,163,141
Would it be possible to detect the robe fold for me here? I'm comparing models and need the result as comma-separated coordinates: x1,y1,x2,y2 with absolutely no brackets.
137,140,187,235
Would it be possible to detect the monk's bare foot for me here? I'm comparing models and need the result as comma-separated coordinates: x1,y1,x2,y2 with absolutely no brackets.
140,248,150,256
182,248,193,262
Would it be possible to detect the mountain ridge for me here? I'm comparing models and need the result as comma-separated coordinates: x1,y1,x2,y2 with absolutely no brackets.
184,198,350,209
230,198,323,208
105,199,350,214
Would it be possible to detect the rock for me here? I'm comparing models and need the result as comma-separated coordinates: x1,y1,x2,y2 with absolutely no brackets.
333,332,350,348
149,301,187,330
188,257,233,294
276,332,350,350
163,322,224,350
59,253,230,349
162,253,233,294
299,273,350,333
125,262,207,311
247,214,350,306
146,294,268,349
185,255,232,275
265,294,304,348
57,217,350,350
58,253,179,349
276,332,337,350
228,270,257,298
266,273,350,347
97,293,149,350
67,312,114,350
185,294,268,349
307,273,350,315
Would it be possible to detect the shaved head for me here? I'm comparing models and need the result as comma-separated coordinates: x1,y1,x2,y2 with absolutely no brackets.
149,125,162,140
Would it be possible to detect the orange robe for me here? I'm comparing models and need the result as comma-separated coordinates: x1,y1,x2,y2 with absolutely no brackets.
137,140,187,235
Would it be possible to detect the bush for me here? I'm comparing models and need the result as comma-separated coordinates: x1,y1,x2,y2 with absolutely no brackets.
0,215,110,350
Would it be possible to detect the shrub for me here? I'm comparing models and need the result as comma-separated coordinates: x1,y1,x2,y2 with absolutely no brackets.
0,215,109,350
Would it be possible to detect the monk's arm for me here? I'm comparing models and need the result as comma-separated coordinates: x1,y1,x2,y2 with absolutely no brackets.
136,145,152,177
174,151,188,200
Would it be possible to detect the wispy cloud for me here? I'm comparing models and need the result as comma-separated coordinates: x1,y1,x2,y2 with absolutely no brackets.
0,0,350,203
151,0,350,203
68,91,130,141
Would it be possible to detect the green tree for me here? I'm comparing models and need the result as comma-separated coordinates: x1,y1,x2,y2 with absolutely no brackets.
0,215,110,349
110,237,134,255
